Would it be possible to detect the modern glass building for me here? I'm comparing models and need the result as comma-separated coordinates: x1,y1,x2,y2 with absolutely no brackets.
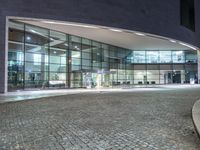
8,20,198,91
0,0,199,93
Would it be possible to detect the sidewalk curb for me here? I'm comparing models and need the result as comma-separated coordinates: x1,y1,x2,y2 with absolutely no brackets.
192,99,200,139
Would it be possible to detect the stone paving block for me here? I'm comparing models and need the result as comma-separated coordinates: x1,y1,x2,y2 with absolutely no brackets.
0,88,200,149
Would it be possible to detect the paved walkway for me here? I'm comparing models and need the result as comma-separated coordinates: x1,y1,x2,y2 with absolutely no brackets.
0,86,200,149
1,84,200,103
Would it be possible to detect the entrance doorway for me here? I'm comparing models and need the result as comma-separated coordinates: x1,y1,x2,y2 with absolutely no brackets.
172,71,181,83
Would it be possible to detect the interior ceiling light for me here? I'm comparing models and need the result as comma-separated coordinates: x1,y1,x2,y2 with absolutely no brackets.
42,21,99,29
64,43,68,46
179,42,197,50
135,32,145,36
26,36,31,40
30,29,37,33
109,28,123,32
176,51,183,55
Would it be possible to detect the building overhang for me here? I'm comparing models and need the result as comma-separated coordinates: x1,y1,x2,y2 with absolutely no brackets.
8,16,199,51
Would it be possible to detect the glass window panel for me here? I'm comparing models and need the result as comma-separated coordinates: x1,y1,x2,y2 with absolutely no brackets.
172,51,185,63
92,41,102,58
159,51,172,63
134,70,146,84
82,52,91,60
160,70,173,84
72,58,81,65
147,70,159,81
72,65,81,71
9,21,24,42
8,20,25,91
69,35,81,51
82,66,91,70
109,58,120,63
118,64,125,69
50,64,66,72
8,42,24,53
25,25,49,45
82,38,92,53
82,59,91,66
185,50,197,63
50,73,66,81
92,62,101,67
25,44,48,55
25,62,48,72
118,48,127,58
71,51,81,58
133,51,146,63
25,53,48,63
102,62,109,69
25,72,48,81
126,70,134,75
49,55,66,64
92,52,102,62
50,30,67,41
8,51,24,61
102,44,109,62
110,63,118,69
146,51,159,63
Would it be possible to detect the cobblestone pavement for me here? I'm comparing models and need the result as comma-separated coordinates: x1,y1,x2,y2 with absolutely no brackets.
0,88,200,150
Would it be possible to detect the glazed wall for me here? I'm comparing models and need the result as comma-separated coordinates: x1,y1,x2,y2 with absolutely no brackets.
0,0,200,92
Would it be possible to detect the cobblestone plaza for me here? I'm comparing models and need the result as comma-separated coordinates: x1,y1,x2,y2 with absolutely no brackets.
0,87,200,149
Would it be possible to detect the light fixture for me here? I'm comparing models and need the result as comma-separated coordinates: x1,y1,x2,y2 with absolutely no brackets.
53,51,57,54
179,42,197,50
169,39,176,43
176,51,183,55
30,29,37,33
109,28,122,32
64,43,68,47
42,21,99,29
26,36,31,40
135,32,145,36
74,46,80,50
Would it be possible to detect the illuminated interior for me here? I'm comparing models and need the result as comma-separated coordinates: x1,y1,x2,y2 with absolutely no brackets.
7,19,198,91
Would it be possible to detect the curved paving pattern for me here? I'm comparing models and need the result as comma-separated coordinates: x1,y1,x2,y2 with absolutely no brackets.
0,88,200,149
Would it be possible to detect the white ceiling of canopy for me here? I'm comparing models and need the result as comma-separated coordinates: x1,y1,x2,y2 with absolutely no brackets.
15,19,196,51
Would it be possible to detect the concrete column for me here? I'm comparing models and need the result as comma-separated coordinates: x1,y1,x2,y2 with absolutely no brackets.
198,50,200,84
0,16,7,93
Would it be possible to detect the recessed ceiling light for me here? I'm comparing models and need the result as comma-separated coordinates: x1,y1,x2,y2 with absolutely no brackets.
54,51,57,54
109,28,122,32
135,32,145,36
169,39,176,43
179,42,197,50
26,36,31,40
74,46,80,50
41,21,99,29
64,43,68,47
30,29,36,33
176,51,183,55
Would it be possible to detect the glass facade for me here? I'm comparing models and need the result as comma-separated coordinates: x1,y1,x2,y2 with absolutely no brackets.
8,20,198,91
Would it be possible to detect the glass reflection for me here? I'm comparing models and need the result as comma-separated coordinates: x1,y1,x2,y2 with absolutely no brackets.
7,20,198,91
